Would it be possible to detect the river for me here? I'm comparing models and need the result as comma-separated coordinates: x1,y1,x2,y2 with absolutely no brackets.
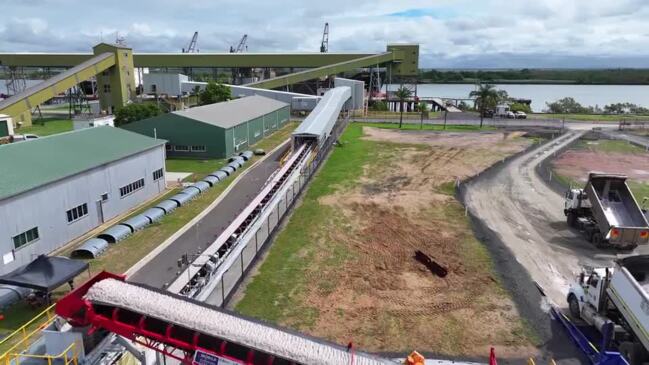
388,84,649,112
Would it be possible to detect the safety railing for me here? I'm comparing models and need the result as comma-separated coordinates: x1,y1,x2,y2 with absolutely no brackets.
0,304,57,361
3,341,79,365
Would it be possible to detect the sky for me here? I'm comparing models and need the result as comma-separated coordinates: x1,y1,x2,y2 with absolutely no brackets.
1,0,649,68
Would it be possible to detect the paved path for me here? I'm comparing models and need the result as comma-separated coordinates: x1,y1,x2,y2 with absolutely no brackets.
129,144,289,288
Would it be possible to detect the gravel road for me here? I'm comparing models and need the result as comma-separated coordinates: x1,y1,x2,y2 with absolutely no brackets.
463,129,643,306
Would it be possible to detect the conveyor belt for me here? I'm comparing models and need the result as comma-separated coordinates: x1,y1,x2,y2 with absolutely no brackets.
56,273,394,365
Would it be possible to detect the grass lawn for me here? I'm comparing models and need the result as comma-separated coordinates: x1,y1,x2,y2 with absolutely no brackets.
573,139,647,154
530,113,649,122
354,121,496,132
18,118,72,136
235,123,535,353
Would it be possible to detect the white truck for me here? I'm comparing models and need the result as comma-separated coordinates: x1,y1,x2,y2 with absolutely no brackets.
568,256,649,364
564,173,649,249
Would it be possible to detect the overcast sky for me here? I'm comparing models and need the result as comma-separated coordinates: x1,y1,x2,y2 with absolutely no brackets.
2,0,649,68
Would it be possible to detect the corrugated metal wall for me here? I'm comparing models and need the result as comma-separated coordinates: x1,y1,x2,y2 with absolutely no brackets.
0,145,166,275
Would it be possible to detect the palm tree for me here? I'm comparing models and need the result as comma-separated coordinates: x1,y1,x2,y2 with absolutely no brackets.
394,86,412,128
469,83,499,128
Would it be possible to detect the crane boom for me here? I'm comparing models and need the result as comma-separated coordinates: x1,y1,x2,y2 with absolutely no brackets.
183,31,199,53
320,23,329,53
230,34,248,53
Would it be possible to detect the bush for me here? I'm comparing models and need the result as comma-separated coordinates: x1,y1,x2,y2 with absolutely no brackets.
114,103,160,127
510,102,532,113
370,101,389,111
545,97,592,114
199,81,231,105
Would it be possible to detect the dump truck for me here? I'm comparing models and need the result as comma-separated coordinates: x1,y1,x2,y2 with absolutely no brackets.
564,173,649,249
568,256,649,364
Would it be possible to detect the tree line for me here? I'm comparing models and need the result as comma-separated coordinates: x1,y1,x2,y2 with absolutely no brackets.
420,69,649,85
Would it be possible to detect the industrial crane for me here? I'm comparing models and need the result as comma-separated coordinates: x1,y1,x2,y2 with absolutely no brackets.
229,34,248,53
320,23,329,53
182,32,199,53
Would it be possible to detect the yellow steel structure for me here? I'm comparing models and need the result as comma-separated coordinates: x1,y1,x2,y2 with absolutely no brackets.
0,53,115,126
0,304,80,365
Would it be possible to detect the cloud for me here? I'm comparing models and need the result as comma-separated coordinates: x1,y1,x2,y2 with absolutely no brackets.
1,0,649,68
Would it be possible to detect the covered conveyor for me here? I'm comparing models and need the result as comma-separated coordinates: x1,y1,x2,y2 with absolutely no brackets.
55,272,394,365
292,86,351,147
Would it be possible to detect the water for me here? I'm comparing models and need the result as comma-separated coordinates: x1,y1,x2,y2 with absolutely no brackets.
389,84,649,112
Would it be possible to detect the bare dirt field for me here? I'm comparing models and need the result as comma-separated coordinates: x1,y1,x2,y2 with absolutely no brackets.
236,125,537,358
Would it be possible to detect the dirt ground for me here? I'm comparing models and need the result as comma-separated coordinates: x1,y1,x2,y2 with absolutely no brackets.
553,145,649,184
293,127,536,356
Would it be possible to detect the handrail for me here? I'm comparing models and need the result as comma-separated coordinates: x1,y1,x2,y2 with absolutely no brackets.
0,304,57,357
5,341,79,365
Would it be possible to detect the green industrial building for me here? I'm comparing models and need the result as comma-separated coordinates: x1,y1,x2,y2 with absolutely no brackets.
122,95,289,158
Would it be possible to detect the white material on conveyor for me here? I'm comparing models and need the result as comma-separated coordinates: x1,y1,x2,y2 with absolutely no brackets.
292,86,351,144
85,279,395,365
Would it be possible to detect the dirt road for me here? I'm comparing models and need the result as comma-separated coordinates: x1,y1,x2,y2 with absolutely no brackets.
463,130,636,306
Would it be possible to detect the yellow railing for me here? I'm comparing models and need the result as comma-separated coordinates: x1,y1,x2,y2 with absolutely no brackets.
0,304,57,359
4,341,79,365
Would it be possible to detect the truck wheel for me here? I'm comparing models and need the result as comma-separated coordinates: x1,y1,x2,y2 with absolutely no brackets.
566,212,577,227
591,232,604,248
568,294,580,319
619,342,642,365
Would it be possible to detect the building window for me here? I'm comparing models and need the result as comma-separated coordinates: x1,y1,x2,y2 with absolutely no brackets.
153,168,164,181
174,145,189,152
101,193,109,201
66,203,88,223
119,178,145,197
103,84,111,93
12,227,39,249
191,145,206,152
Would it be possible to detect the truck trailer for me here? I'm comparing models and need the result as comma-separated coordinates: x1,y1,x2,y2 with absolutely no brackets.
564,173,649,249
568,256,649,364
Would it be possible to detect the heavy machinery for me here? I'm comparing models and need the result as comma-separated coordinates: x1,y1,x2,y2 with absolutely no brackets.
564,173,649,249
182,32,199,53
567,256,649,364
320,23,329,53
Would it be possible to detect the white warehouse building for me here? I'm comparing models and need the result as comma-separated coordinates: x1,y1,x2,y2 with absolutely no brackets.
0,127,166,274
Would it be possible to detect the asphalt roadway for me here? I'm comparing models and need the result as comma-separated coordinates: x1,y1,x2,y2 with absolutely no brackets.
129,143,290,288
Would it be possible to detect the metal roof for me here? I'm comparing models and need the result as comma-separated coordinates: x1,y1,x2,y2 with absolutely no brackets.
292,87,351,142
0,127,166,201
172,95,288,129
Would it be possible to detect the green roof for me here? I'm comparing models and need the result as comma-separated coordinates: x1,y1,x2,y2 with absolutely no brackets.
0,126,166,200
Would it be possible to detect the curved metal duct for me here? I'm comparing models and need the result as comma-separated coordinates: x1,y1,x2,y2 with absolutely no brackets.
156,200,178,213
170,193,192,206
209,170,229,180
97,225,132,243
142,207,165,222
191,181,211,193
203,175,220,187
239,151,254,161
181,187,201,198
71,238,110,259
227,160,242,170
121,214,151,232
220,166,236,176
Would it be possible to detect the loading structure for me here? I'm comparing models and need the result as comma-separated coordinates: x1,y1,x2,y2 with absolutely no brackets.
56,272,394,365
0,43,418,127
292,86,351,147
